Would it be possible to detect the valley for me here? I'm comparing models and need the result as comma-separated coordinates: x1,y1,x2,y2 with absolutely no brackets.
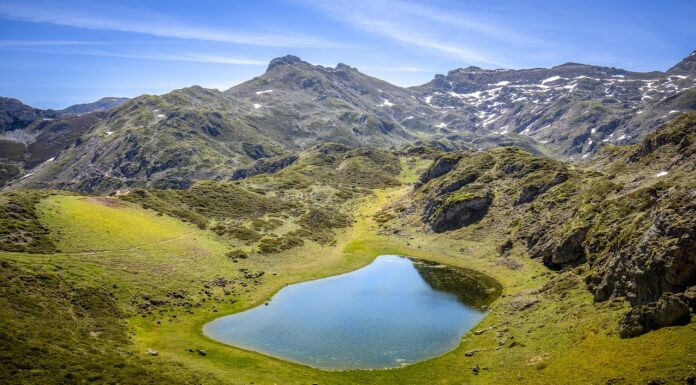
1,111,694,383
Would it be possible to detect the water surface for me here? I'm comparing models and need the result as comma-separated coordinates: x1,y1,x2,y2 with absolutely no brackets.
204,255,501,370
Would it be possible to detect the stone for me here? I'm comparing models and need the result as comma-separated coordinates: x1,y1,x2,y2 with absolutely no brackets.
146,348,158,356
471,363,480,375
619,293,691,338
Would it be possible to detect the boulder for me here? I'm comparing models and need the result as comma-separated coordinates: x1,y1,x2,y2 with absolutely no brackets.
425,189,493,232
618,293,691,338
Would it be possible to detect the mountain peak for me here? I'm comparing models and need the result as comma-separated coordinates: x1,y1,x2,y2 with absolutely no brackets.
335,63,354,71
667,49,696,75
267,55,307,71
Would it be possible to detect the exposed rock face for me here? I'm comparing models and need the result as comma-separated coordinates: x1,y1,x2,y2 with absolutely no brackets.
0,97,57,132
424,189,493,233
232,154,298,180
527,225,589,268
586,187,696,305
515,173,568,205
619,293,691,338
418,154,461,185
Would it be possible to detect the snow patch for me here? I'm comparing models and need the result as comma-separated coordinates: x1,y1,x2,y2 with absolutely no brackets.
255,89,273,95
156,114,165,118
656,171,668,177
106,131,114,136
46,157,55,162
424,95,433,104
435,122,447,128
492,80,510,86
253,103,262,109
541,76,562,85
669,110,680,114
380,99,394,107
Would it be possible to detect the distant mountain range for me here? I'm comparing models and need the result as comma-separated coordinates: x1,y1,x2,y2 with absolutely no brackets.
1,50,694,192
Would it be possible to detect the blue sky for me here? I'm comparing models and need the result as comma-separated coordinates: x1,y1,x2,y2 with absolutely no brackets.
0,0,694,109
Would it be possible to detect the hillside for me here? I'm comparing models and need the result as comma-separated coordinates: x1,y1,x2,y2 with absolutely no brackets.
378,112,696,337
5,51,695,193
0,96,129,187
0,112,694,384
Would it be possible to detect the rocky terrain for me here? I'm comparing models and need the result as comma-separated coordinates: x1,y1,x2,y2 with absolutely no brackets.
0,96,129,187
1,50,695,384
380,112,696,337
3,51,694,193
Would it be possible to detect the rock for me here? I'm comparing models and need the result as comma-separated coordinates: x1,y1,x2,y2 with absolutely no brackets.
619,293,691,338
498,337,509,346
497,239,513,255
418,154,461,185
686,373,696,385
146,348,158,356
682,286,696,312
425,189,493,232
471,363,480,375
474,329,485,335
232,154,298,180
197,349,208,356
464,350,478,357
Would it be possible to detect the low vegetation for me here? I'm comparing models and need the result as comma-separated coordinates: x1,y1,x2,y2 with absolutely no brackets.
0,114,694,384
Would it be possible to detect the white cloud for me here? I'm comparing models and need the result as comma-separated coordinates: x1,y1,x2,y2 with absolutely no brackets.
37,48,268,65
303,0,515,66
0,40,103,47
0,2,336,48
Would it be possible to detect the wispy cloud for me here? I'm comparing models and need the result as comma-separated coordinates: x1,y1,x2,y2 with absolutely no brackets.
0,40,105,47
16,46,268,65
0,2,336,48
302,0,530,67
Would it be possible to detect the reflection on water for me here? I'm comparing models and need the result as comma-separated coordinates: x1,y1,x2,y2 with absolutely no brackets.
204,255,501,370
411,258,502,308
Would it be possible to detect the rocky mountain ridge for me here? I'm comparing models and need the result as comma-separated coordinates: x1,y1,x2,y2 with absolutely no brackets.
3,51,695,193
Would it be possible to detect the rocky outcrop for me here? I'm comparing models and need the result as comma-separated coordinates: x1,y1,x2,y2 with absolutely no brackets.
417,154,461,185
424,188,493,232
628,113,694,162
586,187,696,305
515,173,568,205
232,154,298,180
0,97,58,132
527,225,589,268
619,293,691,338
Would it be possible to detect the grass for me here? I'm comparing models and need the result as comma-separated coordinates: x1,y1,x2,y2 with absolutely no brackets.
2,128,696,385
2,186,693,384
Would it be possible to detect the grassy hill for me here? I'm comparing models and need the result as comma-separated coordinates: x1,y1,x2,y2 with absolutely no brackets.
0,114,694,384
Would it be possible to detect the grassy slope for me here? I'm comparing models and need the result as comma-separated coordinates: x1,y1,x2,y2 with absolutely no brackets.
1,160,694,384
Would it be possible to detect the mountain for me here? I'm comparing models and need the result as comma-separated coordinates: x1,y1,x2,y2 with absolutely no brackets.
0,95,134,187
0,96,60,132
411,53,696,159
6,51,696,193
59,96,129,116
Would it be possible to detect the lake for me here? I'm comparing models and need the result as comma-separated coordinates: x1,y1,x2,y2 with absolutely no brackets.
203,255,501,370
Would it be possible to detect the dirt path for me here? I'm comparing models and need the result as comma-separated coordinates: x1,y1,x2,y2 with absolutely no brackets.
63,231,198,256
